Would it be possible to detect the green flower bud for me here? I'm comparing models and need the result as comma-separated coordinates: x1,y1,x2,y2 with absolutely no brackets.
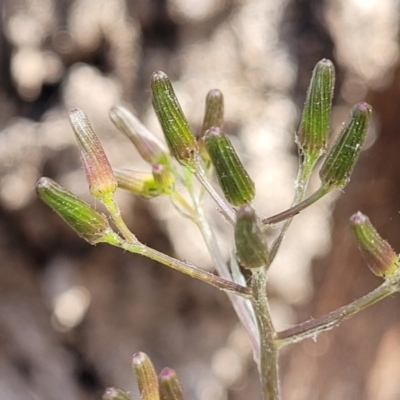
36,177,112,244
297,59,335,158
199,89,224,164
350,212,399,278
113,168,162,199
159,368,184,400
235,205,268,269
151,71,198,167
102,387,133,400
205,127,255,206
69,108,117,199
319,102,372,189
152,164,174,195
132,352,159,400
109,106,169,166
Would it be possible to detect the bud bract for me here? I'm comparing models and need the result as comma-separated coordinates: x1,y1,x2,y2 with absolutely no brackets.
235,205,268,269
297,59,335,159
151,71,198,167
205,127,255,206
320,102,372,189
36,177,112,244
132,352,159,400
109,106,169,166
159,368,184,400
69,108,117,199
350,211,399,278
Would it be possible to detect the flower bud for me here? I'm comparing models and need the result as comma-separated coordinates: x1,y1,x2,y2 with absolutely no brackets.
235,205,268,269
159,368,184,400
113,168,162,199
102,387,133,400
132,352,159,400
297,59,335,158
199,89,224,164
205,127,255,206
151,71,198,167
36,177,112,244
69,108,117,199
350,211,398,278
152,165,174,195
319,102,372,189
109,106,169,166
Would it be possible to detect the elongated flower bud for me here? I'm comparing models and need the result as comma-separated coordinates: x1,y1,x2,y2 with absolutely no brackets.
159,368,184,400
132,352,159,400
69,108,117,199
297,59,335,158
350,212,399,278
199,89,224,164
113,168,162,199
205,127,255,206
152,165,174,195
151,71,198,167
36,177,112,244
109,106,169,166
319,102,372,189
102,387,133,400
200,89,224,138
235,205,268,269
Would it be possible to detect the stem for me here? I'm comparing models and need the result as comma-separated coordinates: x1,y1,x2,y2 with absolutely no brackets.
267,154,319,263
263,185,329,226
193,166,236,225
103,195,139,243
251,269,279,400
108,236,252,298
275,280,397,347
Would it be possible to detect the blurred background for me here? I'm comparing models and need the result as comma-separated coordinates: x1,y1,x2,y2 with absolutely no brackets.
1,0,400,399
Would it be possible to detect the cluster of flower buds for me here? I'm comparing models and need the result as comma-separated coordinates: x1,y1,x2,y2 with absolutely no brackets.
103,352,184,400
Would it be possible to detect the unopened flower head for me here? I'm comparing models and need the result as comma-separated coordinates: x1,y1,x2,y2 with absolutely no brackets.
132,352,159,400
113,168,162,199
297,59,335,159
152,164,175,195
320,102,372,190
69,108,117,200
102,387,132,400
36,177,112,245
109,106,169,166
205,127,255,206
151,71,198,168
350,211,399,278
235,204,268,269
159,368,184,400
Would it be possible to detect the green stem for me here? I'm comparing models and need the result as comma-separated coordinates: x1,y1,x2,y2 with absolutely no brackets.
267,155,319,263
107,234,252,298
193,166,236,225
275,280,397,347
251,269,279,400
